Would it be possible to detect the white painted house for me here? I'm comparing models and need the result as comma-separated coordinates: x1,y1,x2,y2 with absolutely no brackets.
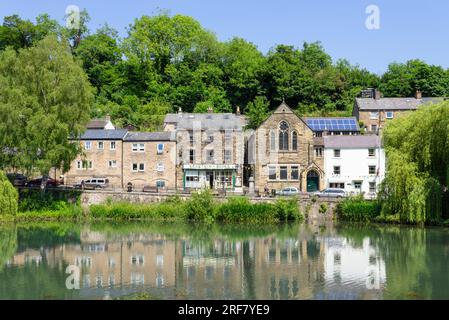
323,135,385,198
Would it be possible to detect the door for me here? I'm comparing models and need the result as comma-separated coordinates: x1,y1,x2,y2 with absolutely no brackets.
206,171,214,189
307,170,320,192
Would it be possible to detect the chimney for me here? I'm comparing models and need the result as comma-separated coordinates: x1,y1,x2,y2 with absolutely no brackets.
374,89,381,100
236,106,241,115
415,90,422,100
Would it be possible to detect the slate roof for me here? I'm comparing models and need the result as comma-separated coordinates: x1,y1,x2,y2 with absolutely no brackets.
164,113,245,131
86,119,110,129
355,97,444,111
123,131,176,142
76,129,128,140
324,135,382,149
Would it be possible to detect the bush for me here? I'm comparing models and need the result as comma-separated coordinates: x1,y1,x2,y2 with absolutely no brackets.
185,190,215,223
274,199,302,222
0,171,18,216
319,203,328,215
336,196,380,222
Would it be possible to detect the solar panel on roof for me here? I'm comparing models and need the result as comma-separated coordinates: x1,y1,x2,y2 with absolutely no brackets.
306,118,359,132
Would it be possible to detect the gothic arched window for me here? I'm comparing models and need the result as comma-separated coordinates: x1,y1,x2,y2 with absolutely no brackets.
279,121,289,151
292,131,298,151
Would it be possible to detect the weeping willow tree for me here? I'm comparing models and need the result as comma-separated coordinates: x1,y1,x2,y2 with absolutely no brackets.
379,101,449,224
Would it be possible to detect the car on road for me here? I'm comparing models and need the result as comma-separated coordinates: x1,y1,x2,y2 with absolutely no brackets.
313,188,347,199
277,187,300,196
6,173,27,186
26,177,60,188
75,178,110,190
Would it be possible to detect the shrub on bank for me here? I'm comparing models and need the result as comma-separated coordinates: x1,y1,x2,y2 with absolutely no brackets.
0,171,18,216
336,196,380,222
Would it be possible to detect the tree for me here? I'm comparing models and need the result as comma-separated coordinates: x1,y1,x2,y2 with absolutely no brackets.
0,171,18,216
380,60,449,97
380,101,449,223
245,96,270,129
0,36,94,176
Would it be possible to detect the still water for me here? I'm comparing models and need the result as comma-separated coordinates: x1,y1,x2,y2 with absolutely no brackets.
0,221,448,300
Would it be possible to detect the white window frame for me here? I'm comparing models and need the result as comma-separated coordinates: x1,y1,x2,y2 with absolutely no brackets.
333,166,341,175
110,141,116,150
98,141,104,150
156,163,165,172
370,112,379,120
386,111,394,119
369,165,377,175
368,148,376,157
77,161,82,169
157,143,164,154
108,160,117,168
84,141,92,150
268,166,277,180
334,149,341,158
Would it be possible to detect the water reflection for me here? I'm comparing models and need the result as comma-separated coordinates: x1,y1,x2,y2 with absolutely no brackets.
0,222,448,300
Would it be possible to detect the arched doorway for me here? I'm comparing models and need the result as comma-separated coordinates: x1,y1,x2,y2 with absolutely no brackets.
307,170,320,192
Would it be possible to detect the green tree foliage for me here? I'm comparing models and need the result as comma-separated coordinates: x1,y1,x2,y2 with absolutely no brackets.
0,171,18,216
245,96,270,129
0,36,94,175
379,101,449,224
380,60,449,97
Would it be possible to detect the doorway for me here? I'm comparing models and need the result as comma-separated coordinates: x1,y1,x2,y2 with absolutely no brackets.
307,170,320,192
206,171,214,189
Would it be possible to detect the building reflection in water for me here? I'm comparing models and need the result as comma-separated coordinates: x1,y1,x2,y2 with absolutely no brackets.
7,224,386,300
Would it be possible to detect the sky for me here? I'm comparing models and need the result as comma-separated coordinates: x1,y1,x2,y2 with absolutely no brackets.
1,0,449,74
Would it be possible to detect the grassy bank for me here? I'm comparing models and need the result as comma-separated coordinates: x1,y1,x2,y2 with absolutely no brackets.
336,196,449,227
2,191,303,224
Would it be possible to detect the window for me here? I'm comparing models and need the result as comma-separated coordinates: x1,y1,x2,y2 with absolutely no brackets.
279,121,289,151
368,149,376,157
132,163,145,172
292,131,298,151
386,112,394,119
268,166,276,180
333,166,341,175
132,143,145,152
207,150,214,162
369,166,377,175
330,183,345,189
156,255,164,267
224,150,232,163
131,255,144,266
371,124,378,132
108,160,117,168
354,181,362,190
84,141,92,150
77,161,82,169
189,149,195,164
315,147,323,158
334,149,341,158
270,131,276,151
98,142,104,150
207,134,214,142
369,182,377,193
157,144,164,154
370,112,379,120
291,166,299,180
280,166,288,180
156,163,164,172
156,180,166,189
189,133,195,143
82,161,92,170
110,141,116,150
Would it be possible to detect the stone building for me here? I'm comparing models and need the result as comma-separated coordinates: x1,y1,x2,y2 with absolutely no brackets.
64,129,128,187
250,102,325,193
122,132,177,191
163,110,246,192
353,89,443,133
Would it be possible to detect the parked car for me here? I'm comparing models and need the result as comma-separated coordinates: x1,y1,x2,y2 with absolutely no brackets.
6,173,27,186
277,187,300,196
313,188,347,198
76,178,110,190
26,177,60,188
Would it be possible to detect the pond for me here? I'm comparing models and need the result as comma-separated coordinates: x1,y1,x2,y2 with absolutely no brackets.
0,221,448,300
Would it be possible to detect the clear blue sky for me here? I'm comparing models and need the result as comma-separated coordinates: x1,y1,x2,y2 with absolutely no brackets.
1,0,448,74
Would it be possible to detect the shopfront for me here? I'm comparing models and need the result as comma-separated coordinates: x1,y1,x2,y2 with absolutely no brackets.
183,164,240,191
